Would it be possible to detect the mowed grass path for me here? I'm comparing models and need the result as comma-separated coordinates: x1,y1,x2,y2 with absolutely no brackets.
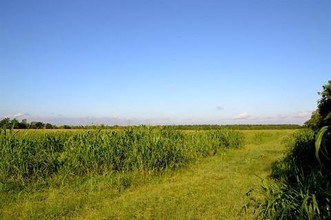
0,130,293,219
72,130,292,219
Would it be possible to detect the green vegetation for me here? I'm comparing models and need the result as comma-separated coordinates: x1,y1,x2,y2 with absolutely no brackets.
0,118,57,129
165,124,301,130
257,80,331,219
258,129,330,219
315,126,331,171
0,129,292,219
0,127,243,191
2,81,330,219
305,80,331,130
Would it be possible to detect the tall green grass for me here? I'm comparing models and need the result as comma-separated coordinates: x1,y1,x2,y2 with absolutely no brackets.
0,127,244,191
259,128,331,219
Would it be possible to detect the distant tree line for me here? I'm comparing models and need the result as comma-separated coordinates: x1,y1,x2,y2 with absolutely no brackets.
164,124,302,130
0,118,65,129
0,117,303,130
0,118,122,129
0,118,58,129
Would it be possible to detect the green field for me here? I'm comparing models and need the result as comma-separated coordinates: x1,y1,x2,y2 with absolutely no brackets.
0,128,294,219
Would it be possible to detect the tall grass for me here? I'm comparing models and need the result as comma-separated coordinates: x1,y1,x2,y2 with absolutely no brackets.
184,129,244,157
259,128,331,219
0,127,244,191
60,128,188,175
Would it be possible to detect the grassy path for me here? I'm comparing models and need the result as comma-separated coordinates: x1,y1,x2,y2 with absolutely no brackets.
72,130,292,219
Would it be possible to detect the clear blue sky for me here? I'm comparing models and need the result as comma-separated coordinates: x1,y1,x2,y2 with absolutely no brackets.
1,0,330,125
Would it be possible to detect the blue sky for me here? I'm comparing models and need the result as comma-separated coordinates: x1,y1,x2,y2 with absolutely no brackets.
1,0,330,125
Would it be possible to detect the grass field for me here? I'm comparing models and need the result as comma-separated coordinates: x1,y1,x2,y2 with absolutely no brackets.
0,129,294,219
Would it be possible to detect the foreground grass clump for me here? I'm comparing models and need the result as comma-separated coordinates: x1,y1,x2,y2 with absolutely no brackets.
0,127,243,192
259,128,331,219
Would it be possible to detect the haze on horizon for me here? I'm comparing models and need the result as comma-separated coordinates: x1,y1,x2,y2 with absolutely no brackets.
1,0,330,125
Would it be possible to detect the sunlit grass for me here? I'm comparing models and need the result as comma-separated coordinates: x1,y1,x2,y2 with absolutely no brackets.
0,129,293,219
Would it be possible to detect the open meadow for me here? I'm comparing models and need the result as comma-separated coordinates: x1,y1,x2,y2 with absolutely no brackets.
0,127,295,219
2,1,329,218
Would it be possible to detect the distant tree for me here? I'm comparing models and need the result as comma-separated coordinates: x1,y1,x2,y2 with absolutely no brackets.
35,122,45,129
19,119,29,129
21,118,27,125
305,80,331,130
30,121,44,129
45,123,53,129
11,118,19,129
0,117,10,128
30,121,37,129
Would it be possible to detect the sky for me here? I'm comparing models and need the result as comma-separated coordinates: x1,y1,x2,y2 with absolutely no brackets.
0,0,330,125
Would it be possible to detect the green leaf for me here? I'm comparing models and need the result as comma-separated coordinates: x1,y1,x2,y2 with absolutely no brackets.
315,126,331,166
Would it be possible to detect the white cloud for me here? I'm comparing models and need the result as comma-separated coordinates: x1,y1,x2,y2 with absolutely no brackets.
5,113,30,118
13,113,24,117
234,112,250,120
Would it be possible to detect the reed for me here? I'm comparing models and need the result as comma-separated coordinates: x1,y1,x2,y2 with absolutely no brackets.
0,126,244,191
